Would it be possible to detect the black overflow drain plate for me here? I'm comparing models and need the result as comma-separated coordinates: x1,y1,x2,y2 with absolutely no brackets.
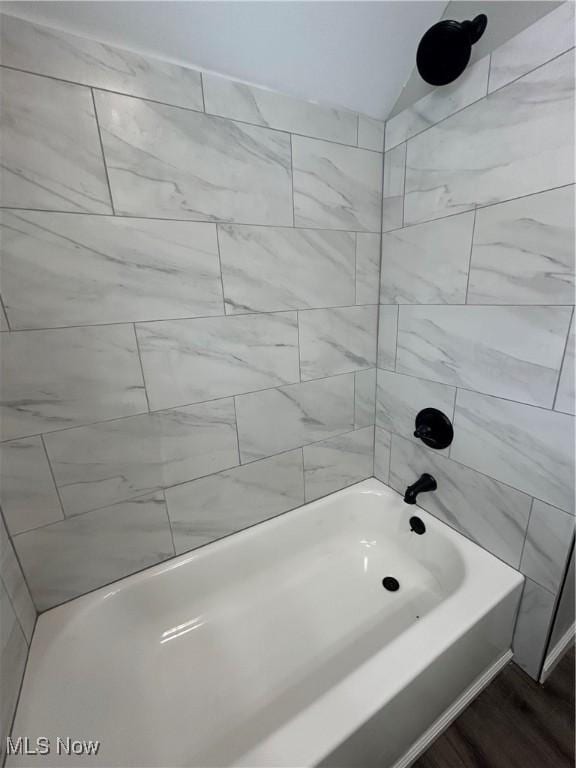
382,577,400,592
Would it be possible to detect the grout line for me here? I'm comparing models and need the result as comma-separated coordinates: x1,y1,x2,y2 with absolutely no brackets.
384,45,574,153
0,292,11,331
401,142,407,228
0,371,359,446
199,72,206,112
2,568,35,752
132,323,151,412
0,63,206,114
464,207,477,304
301,446,307,501
1,303,381,334
296,311,303,382
289,133,296,227
552,305,574,410
4,301,572,335
213,225,228,315
0,567,30,649
0,503,38,625
353,232,359,304
373,363,576,417
0,64,383,155
375,182,576,235
39,434,67,521
6,177,574,235
486,45,575,98
0,205,383,235
90,87,115,215
486,54,492,96
161,489,177,557
387,425,393,484
393,304,400,371
11,425,370,535
374,141,385,400
352,371,357,427
447,386,458,458
518,497,535,569
231,396,242,465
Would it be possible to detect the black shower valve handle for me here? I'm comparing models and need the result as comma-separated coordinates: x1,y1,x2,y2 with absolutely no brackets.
413,424,433,440
413,408,454,450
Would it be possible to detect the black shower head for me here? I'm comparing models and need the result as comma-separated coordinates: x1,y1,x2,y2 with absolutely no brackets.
416,14,488,86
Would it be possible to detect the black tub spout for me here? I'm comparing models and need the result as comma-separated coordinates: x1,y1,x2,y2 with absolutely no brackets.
404,473,437,505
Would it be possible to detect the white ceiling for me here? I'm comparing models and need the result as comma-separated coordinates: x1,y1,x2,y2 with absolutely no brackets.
1,1,446,120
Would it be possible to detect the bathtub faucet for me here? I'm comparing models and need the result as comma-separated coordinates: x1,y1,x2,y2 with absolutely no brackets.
403,473,437,504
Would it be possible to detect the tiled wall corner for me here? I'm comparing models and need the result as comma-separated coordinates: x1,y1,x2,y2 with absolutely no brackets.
378,4,575,681
0,512,36,761
0,13,382,618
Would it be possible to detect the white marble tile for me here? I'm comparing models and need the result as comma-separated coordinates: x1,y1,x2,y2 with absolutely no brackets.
0,437,63,535
521,499,575,593
354,368,376,428
136,313,300,411
0,578,28,756
397,305,572,407
489,3,575,93
452,389,575,513
167,450,304,554
0,325,147,440
13,492,174,611
358,115,384,151
235,374,355,462
44,399,239,517
292,136,382,232
303,427,374,501
1,14,204,111
405,50,575,225
468,186,575,305
0,515,36,641
94,90,293,225
218,225,355,314
376,369,455,455
389,435,532,568
382,143,406,233
0,68,111,213
380,211,474,304
355,233,380,305
377,305,398,371
385,56,490,151
0,211,224,329
203,74,357,145
556,312,575,415
298,305,377,380
374,426,391,484
512,578,556,678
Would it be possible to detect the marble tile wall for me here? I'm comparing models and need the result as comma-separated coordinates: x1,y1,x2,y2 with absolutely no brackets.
377,4,575,680
0,513,36,763
0,14,383,622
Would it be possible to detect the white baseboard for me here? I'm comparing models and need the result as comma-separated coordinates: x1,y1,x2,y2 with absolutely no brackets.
540,623,575,683
391,649,513,768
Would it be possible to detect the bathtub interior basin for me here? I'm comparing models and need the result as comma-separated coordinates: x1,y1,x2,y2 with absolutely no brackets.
8,479,524,767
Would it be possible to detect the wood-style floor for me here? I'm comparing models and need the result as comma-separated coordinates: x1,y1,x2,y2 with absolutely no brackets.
414,648,575,768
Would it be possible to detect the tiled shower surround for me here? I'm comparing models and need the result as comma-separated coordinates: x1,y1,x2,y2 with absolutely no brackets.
377,2,575,680
0,4,573,746
0,11,383,619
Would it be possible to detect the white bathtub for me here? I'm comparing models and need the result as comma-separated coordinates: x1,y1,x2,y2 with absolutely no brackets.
9,479,523,768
